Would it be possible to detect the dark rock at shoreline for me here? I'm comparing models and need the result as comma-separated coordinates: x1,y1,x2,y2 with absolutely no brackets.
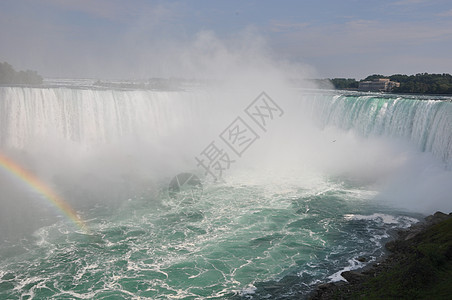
308,282,345,300
309,211,452,300
340,271,367,284
356,256,366,262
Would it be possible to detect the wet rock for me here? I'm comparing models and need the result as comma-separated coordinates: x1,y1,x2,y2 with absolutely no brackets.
308,282,340,300
341,271,367,283
357,256,366,262
397,211,452,242
396,223,425,241
309,211,452,299
317,282,334,290
385,240,398,252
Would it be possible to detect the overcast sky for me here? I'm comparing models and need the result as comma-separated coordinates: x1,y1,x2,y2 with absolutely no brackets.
1,0,451,80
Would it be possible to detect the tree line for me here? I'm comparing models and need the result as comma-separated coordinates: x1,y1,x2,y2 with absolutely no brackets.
325,73,452,94
0,62,43,85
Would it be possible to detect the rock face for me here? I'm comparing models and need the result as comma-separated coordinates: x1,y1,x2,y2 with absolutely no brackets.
309,211,452,300
425,211,450,224
340,271,367,284
356,257,366,263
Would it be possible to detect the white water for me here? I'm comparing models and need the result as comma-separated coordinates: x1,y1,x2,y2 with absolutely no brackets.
303,93,452,167
1,87,451,215
1,86,451,298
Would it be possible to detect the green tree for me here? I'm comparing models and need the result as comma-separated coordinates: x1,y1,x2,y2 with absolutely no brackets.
362,74,386,81
330,78,358,89
0,62,43,84
392,73,452,94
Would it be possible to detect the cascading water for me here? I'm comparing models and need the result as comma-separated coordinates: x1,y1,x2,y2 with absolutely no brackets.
0,87,213,148
304,93,452,168
0,85,451,299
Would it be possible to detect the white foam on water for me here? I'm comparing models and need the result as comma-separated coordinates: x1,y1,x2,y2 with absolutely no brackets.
1,86,450,298
344,213,419,226
344,213,399,224
239,284,257,296
327,258,365,282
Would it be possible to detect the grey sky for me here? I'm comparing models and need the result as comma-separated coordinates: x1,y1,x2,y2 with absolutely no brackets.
1,0,451,79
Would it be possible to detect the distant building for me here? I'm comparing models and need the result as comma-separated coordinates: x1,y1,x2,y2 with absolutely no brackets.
358,78,400,92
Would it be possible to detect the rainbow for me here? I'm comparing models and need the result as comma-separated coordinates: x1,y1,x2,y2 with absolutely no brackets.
0,152,89,233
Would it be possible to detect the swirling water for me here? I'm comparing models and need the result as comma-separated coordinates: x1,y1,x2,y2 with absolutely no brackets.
0,179,420,299
0,86,450,299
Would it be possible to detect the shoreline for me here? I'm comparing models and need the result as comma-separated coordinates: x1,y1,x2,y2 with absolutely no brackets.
309,211,452,299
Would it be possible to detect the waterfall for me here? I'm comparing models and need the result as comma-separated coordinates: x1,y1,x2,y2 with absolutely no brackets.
304,93,452,167
0,87,210,149
1,87,451,167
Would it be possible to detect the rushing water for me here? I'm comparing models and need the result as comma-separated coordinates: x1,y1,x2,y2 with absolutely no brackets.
0,85,451,299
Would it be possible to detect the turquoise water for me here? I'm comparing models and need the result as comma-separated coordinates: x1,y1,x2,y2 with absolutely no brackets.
0,176,420,299
0,87,451,299
305,93,452,167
